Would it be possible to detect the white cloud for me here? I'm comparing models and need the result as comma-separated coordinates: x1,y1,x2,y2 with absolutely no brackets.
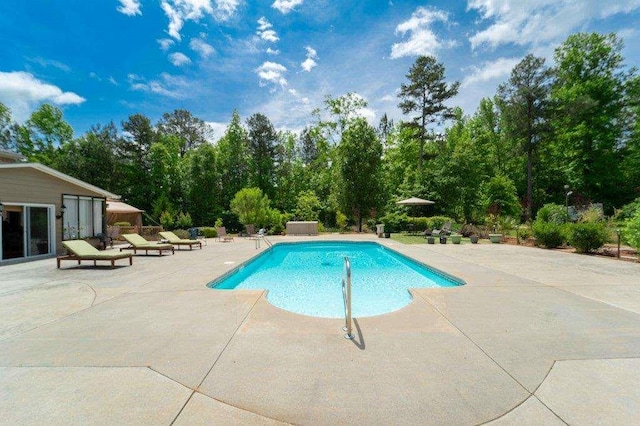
257,17,279,42
205,121,227,143
272,0,303,14
256,61,288,88
266,47,280,55
169,52,192,66
301,46,318,72
89,72,101,81
108,76,119,86
160,0,240,41
467,0,640,50
27,57,72,73
128,73,190,98
157,38,175,51
461,57,521,87
190,38,215,57
0,71,85,121
117,0,142,16
390,7,453,59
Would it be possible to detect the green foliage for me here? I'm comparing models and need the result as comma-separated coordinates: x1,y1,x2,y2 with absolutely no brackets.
214,218,224,228
199,227,218,238
616,198,640,221
482,174,522,218
230,187,273,227
624,210,640,250
532,221,567,248
113,221,131,227
535,203,570,224
579,207,604,223
294,190,322,221
380,212,409,233
518,225,533,240
160,210,175,230
567,222,609,253
336,211,348,231
175,212,193,229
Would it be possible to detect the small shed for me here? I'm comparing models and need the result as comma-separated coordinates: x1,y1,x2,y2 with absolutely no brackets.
106,200,144,230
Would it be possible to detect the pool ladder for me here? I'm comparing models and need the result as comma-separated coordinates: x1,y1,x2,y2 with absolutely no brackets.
255,235,273,250
342,257,354,339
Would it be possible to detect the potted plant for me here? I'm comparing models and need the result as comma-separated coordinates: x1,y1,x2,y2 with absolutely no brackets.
489,233,502,243
427,236,435,244
451,234,462,244
470,234,479,244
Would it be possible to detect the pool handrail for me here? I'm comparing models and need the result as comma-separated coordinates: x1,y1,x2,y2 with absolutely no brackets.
342,257,354,339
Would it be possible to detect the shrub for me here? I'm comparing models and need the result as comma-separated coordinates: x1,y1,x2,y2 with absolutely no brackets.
113,221,131,227
380,212,408,233
172,229,189,239
336,211,348,231
160,210,174,230
175,212,193,229
459,223,480,237
407,216,430,231
532,221,567,248
624,209,640,250
214,218,224,228
567,222,608,253
200,227,217,238
518,225,532,241
425,216,454,230
615,197,640,221
535,203,569,224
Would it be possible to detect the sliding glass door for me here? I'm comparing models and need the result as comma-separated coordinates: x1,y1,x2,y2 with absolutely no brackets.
1,204,53,261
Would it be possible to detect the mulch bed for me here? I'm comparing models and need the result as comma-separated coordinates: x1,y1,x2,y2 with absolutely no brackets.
501,236,638,262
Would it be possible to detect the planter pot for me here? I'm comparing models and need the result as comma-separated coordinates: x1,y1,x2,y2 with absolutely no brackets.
489,233,502,244
384,232,391,238
439,237,447,244
427,236,435,244
451,235,462,244
470,236,479,244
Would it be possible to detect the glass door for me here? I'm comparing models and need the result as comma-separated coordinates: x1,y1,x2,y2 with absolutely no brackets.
1,207,24,260
27,207,51,256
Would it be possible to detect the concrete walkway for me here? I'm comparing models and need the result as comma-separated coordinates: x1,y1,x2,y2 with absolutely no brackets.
1,235,639,425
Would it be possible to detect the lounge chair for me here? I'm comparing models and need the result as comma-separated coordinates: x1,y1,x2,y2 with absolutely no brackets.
57,240,133,269
159,231,202,250
432,221,452,237
244,224,260,239
216,227,234,242
120,233,174,255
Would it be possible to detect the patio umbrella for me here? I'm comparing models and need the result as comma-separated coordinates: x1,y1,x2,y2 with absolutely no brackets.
396,197,435,206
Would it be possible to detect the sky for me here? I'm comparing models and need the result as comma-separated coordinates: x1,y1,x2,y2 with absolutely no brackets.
1,0,639,142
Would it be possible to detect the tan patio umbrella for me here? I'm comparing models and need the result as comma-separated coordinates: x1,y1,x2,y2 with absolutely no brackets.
396,197,435,206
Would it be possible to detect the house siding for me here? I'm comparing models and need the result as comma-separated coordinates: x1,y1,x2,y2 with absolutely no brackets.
0,167,108,256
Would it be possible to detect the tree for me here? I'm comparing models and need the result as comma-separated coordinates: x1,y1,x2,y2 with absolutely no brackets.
157,109,211,157
14,103,73,166
550,32,631,210
57,123,121,191
246,113,278,200
217,110,249,209
338,118,383,231
497,54,552,221
186,143,221,225
0,102,16,151
117,114,157,212
294,190,322,221
230,187,272,227
398,55,460,172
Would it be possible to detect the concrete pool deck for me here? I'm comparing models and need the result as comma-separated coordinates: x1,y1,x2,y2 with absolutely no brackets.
1,234,639,424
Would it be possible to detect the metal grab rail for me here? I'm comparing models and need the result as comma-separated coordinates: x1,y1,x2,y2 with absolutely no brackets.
255,234,273,250
342,257,354,339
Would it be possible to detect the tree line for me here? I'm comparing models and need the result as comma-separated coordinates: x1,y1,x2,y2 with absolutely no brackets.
1,32,639,233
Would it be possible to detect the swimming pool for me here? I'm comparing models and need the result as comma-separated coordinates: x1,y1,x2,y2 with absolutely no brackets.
208,241,463,318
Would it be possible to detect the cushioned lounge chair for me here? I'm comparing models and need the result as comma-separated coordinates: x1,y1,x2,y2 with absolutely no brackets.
120,233,174,255
432,221,452,237
58,240,133,269
158,231,202,250
216,227,234,242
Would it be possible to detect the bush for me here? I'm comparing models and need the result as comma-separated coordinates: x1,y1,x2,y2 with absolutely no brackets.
518,225,532,241
172,229,189,239
175,212,193,229
214,218,224,228
535,203,569,224
567,222,608,253
200,227,217,238
336,211,348,231
532,221,567,248
160,210,174,230
407,216,430,231
113,221,131,227
460,223,480,237
624,209,640,250
616,197,640,221
380,212,408,233
425,216,454,230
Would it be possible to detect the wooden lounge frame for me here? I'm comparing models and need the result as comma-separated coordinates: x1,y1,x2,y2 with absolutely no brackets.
57,240,133,269
158,231,203,250
120,233,175,255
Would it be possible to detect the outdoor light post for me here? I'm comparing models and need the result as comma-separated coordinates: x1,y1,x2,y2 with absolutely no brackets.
564,185,572,217
617,229,621,259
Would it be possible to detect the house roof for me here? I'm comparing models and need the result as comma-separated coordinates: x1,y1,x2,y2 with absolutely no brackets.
0,162,120,199
106,200,144,213
0,149,25,162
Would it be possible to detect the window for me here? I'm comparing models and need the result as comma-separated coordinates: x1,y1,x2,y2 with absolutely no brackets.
62,195,105,239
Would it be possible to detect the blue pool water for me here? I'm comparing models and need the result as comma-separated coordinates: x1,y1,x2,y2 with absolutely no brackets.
208,241,463,318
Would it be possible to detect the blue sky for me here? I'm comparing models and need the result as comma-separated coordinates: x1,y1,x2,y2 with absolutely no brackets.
1,0,639,141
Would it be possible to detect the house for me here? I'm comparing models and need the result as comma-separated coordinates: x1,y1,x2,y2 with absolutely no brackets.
0,159,119,264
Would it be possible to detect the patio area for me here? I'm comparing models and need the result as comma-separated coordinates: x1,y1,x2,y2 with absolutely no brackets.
1,234,639,424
